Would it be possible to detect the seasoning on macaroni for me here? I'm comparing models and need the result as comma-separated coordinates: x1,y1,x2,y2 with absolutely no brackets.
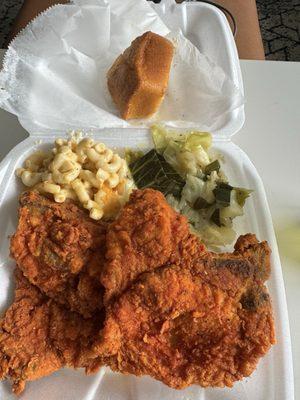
16,135,134,220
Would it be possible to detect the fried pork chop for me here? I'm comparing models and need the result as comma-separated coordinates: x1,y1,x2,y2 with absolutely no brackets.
95,233,275,389
0,269,104,394
10,191,107,317
3,188,275,393
101,189,205,303
95,189,275,389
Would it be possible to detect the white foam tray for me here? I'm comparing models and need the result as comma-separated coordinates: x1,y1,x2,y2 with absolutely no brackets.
0,131,294,400
0,1,293,400
152,0,245,138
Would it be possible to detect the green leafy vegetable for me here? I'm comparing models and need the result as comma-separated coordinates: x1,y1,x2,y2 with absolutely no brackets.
126,126,254,249
125,149,144,165
234,187,253,207
211,209,222,227
213,182,233,207
218,182,233,190
204,160,220,175
151,125,170,155
201,225,236,248
151,125,212,154
162,140,184,175
184,132,212,151
151,126,212,177
129,149,185,198
194,196,211,209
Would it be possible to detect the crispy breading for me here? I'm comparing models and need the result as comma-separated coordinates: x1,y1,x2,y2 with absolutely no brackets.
101,189,206,303
3,189,275,393
100,190,270,305
95,237,275,389
0,269,103,394
10,191,107,317
233,233,271,282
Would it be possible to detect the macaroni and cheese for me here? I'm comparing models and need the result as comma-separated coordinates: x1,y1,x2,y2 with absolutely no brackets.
16,135,134,220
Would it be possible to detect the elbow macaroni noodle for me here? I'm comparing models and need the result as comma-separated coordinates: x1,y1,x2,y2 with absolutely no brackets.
16,135,134,220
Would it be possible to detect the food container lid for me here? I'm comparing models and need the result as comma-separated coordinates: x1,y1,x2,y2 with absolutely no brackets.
153,0,245,138
0,0,244,141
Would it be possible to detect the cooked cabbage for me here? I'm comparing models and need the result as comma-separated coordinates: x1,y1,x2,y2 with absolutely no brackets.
148,126,253,248
152,125,212,177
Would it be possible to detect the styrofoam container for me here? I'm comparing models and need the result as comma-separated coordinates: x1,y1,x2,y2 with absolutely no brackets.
0,1,293,400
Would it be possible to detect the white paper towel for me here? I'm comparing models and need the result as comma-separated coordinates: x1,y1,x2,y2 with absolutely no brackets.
0,0,243,135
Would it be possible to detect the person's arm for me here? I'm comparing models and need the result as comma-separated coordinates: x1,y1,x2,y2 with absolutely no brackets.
212,0,265,60
5,0,69,47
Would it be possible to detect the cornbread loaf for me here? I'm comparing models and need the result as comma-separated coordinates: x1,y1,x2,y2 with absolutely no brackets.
107,31,174,120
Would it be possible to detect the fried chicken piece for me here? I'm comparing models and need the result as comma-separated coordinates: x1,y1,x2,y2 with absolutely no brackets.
101,188,271,305
10,191,107,317
6,188,275,392
233,233,271,282
0,269,104,394
101,189,205,303
192,233,272,299
95,234,275,389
